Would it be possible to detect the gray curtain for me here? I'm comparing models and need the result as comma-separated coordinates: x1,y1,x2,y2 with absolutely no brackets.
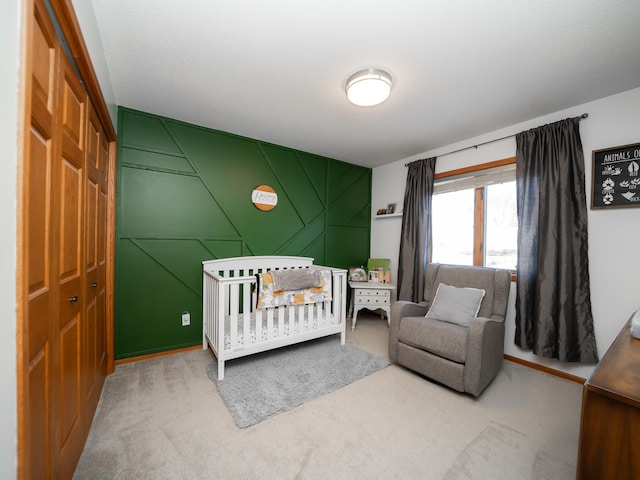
397,158,436,302
515,117,598,363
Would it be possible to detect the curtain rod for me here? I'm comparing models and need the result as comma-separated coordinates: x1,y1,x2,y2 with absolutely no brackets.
405,113,588,166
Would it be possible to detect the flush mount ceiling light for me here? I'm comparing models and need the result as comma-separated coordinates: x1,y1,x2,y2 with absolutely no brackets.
345,68,392,107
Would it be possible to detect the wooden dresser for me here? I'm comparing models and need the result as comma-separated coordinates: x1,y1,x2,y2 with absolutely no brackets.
576,316,640,479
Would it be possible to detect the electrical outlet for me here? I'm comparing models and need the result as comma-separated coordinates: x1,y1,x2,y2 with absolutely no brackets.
181,311,190,326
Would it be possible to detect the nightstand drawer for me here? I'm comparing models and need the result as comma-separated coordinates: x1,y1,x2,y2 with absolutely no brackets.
355,296,390,306
354,289,390,307
355,289,390,298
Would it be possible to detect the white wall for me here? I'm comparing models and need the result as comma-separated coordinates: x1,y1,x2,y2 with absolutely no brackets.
71,0,117,130
372,87,640,379
0,0,20,477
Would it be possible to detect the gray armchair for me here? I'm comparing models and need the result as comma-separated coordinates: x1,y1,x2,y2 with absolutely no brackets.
389,263,511,396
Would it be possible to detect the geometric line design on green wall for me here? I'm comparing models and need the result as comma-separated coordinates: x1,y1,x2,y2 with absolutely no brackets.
328,162,361,202
115,239,203,359
164,120,307,255
274,212,326,257
300,232,326,265
116,107,371,358
259,144,324,224
200,239,245,259
125,238,202,297
119,167,239,238
118,109,245,248
160,119,244,241
298,152,328,200
133,238,218,296
328,166,369,206
351,203,373,226
120,146,195,173
121,110,183,155
328,169,371,228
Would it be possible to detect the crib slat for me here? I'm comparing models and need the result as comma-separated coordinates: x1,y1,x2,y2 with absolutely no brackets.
278,307,284,339
255,309,263,343
242,313,250,348
244,280,251,312
242,280,251,347
267,308,274,340
297,305,305,332
216,279,225,351
251,270,258,309
307,304,314,329
210,278,216,347
229,283,239,348
288,306,294,336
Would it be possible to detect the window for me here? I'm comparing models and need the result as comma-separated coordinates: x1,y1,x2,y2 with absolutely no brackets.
432,159,517,271
432,189,474,265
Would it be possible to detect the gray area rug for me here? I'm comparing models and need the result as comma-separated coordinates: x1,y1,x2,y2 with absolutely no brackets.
207,336,389,428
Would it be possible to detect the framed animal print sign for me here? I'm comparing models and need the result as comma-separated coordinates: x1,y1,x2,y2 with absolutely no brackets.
591,142,640,209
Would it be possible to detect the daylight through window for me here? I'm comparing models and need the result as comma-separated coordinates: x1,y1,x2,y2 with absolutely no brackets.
431,159,517,271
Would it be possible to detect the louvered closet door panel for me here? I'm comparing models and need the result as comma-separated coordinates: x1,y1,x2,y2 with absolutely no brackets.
56,52,87,479
24,0,59,477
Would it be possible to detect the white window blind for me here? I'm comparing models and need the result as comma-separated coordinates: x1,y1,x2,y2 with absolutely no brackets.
434,163,516,195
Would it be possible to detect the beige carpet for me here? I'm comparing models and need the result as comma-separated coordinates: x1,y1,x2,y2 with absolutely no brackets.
74,311,582,479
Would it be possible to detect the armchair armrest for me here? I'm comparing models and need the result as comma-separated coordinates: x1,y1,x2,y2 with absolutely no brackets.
392,301,430,319
463,316,505,396
388,301,430,362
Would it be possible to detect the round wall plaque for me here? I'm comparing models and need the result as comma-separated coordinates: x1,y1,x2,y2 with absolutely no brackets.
251,185,278,211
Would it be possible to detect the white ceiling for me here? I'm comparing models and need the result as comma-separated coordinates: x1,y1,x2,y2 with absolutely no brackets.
89,0,640,168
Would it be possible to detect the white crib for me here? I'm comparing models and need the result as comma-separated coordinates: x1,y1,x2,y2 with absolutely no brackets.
202,256,347,379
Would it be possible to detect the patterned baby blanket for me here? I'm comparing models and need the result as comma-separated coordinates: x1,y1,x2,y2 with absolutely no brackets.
257,268,332,308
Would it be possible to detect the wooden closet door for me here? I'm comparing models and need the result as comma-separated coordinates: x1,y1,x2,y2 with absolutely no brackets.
55,50,88,479
19,0,115,477
20,5,89,475
21,0,59,476
84,104,108,422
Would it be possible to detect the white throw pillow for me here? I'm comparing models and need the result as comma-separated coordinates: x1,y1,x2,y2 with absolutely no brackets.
425,283,486,327
631,309,640,339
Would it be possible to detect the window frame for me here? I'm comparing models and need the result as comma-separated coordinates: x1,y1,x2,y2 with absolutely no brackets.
433,157,517,280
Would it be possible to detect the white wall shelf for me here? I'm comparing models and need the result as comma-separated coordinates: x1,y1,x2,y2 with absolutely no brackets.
374,213,403,219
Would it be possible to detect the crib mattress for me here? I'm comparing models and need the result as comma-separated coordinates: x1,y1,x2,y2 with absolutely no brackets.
223,309,337,350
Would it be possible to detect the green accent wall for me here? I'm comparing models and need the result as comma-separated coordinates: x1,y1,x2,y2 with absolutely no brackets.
115,107,371,359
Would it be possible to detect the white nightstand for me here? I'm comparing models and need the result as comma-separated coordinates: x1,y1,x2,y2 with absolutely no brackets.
348,281,395,331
